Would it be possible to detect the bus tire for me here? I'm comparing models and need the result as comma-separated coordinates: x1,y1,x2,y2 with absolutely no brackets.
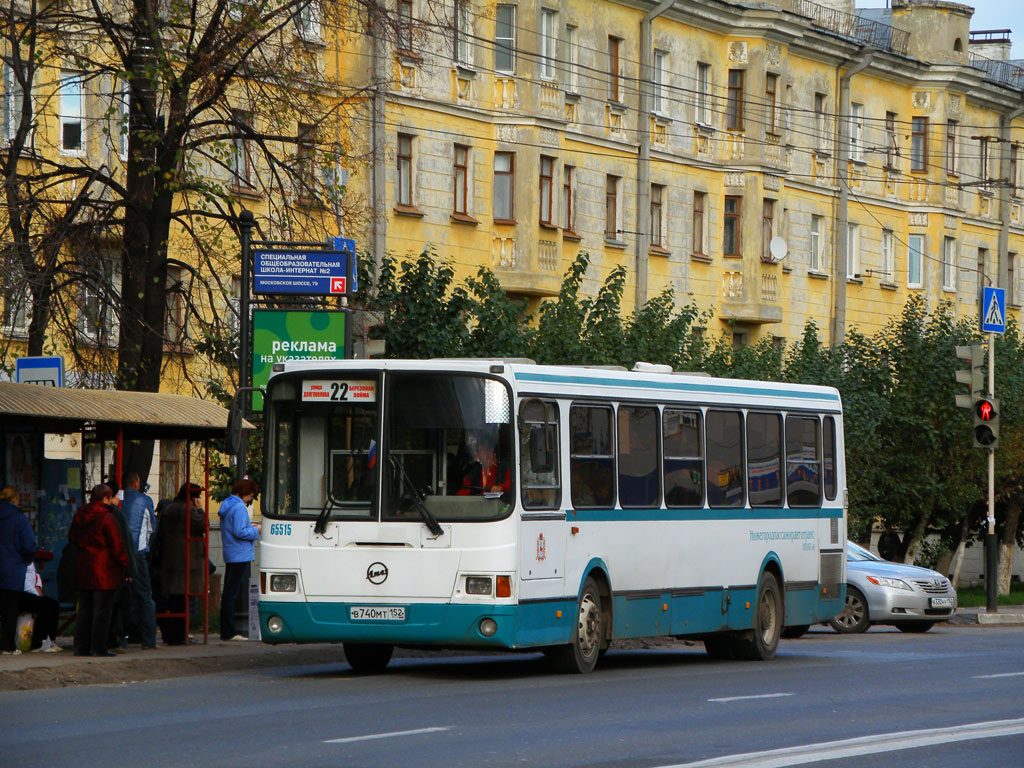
733,572,782,661
551,577,603,674
344,642,394,673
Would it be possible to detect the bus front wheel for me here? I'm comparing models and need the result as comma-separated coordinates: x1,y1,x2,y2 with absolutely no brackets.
733,572,782,661
551,577,604,674
344,642,394,673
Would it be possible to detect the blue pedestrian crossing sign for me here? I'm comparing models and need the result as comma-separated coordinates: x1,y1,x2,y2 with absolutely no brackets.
981,286,1006,334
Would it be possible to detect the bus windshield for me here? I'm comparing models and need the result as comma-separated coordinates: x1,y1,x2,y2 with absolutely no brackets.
266,370,513,523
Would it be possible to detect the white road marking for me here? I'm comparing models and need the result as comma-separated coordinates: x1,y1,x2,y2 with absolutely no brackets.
324,726,450,744
974,671,1024,679
654,718,1024,768
707,693,794,703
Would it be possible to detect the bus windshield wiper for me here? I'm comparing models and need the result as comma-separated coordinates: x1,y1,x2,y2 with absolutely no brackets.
387,455,444,537
314,494,338,535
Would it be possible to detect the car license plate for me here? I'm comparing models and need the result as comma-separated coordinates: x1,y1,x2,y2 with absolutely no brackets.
350,606,406,621
930,597,954,608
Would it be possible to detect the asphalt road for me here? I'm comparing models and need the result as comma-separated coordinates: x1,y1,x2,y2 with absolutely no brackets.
3,625,1023,768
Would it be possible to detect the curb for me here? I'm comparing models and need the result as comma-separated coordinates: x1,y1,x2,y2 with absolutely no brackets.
951,610,1024,626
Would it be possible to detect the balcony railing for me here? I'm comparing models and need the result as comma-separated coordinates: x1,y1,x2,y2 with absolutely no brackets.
793,0,909,57
968,51,1024,90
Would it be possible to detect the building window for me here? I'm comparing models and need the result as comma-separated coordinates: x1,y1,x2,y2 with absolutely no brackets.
232,111,253,189
761,198,775,262
453,0,471,64
79,252,121,346
696,62,711,125
650,184,664,249
847,223,859,279
1,256,28,335
1011,253,1020,305
980,137,989,192
653,50,666,114
945,119,958,176
494,151,515,221
294,0,321,41
566,25,579,92
397,0,413,53
978,247,988,288
2,62,26,143
850,103,863,161
723,196,741,257
885,111,898,167
453,143,468,215
907,234,924,288
882,229,894,281
692,191,706,256
539,155,554,225
810,215,822,272
59,71,85,154
1011,145,1019,197
943,236,956,291
726,69,744,130
911,116,928,172
494,4,515,73
297,123,315,197
765,73,778,134
397,133,413,207
814,92,827,152
605,175,620,240
540,9,557,80
608,36,621,102
562,164,575,232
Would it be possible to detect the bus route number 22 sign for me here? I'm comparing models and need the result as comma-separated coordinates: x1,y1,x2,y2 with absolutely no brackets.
301,380,378,403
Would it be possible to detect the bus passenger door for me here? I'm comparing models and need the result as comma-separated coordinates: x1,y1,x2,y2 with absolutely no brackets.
518,399,565,589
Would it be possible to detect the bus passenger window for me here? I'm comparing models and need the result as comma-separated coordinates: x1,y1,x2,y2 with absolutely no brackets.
618,406,659,508
786,416,821,507
747,413,783,508
520,400,561,509
823,416,837,501
570,405,615,508
663,409,703,507
706,410,744,508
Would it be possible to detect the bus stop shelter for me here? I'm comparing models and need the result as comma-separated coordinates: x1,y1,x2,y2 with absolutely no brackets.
0,381,250,642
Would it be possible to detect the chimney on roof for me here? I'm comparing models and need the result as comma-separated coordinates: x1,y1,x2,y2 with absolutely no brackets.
969,29,1012,61
890,0,973,65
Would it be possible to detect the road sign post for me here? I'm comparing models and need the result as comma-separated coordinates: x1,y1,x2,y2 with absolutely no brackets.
978,286,1005,614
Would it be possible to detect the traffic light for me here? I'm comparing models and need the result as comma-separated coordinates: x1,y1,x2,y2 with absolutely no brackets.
954,344,984,409
973,396,999,449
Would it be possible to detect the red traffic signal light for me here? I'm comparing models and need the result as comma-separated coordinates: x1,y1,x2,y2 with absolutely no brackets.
973,397,999,449
976,398,995,421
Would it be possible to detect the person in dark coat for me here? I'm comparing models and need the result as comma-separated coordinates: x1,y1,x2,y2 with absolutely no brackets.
153,483,206,645
0,486,37,654
878,525,903,562
68,484,128,657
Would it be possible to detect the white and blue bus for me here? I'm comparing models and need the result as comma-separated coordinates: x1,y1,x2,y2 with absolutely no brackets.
257,359,846,673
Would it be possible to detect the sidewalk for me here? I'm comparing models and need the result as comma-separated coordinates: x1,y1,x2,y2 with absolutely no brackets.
0,637,346,692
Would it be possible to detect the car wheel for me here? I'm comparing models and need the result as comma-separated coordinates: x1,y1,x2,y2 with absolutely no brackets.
827,585,870,634
896,621,934,633
551,577,603,674
733,572,783,660
343,642,394,673
781,624,810,639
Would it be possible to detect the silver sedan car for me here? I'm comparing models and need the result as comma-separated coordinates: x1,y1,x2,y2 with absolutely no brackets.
827,541,958,633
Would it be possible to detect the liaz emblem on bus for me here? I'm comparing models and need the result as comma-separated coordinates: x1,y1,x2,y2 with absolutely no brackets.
536,533,546,562
302,380,377,403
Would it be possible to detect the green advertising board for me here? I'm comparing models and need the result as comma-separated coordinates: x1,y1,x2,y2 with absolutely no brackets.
251,309,351,411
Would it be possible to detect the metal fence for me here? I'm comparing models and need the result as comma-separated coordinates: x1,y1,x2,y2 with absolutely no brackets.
793,0,910,57
968,52,1024,90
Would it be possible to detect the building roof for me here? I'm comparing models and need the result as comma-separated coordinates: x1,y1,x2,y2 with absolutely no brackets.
0,382,253,441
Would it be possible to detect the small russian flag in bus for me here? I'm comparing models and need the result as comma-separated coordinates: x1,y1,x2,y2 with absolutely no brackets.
367,439,377,469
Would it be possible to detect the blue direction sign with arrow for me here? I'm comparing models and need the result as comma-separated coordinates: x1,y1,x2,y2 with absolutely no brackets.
981,286,1006,334
253,239,356,296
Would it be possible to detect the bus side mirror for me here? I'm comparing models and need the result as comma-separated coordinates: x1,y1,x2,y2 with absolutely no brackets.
225,408,244,455
529,427,553,473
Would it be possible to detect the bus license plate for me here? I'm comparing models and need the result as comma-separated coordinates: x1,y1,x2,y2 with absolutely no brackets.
350,606,406,621
930,597,954,608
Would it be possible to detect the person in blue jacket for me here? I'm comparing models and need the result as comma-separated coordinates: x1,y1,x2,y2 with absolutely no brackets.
218,479,261,641
1,486,37,654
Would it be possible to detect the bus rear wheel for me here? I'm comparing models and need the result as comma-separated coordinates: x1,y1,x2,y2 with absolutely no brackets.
344,642,394,673
551,577,603,674
733,572,782,661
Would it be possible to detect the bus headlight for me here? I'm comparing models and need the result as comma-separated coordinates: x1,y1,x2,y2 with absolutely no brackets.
270,574,297,592
267,615,284,634
466,576,492,595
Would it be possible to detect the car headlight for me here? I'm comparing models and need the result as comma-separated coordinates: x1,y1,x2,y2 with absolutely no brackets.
866,575,912,590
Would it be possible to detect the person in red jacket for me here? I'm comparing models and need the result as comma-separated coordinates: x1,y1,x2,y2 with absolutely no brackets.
69,484,128,657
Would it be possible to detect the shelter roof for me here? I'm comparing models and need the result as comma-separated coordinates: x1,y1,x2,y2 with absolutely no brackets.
0,382,252,441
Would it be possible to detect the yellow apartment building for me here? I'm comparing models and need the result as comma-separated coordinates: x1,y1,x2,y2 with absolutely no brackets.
348,0,1024,346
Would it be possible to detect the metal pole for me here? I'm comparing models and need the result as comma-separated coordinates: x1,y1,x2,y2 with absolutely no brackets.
237,209,255,479
986,331,998,613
